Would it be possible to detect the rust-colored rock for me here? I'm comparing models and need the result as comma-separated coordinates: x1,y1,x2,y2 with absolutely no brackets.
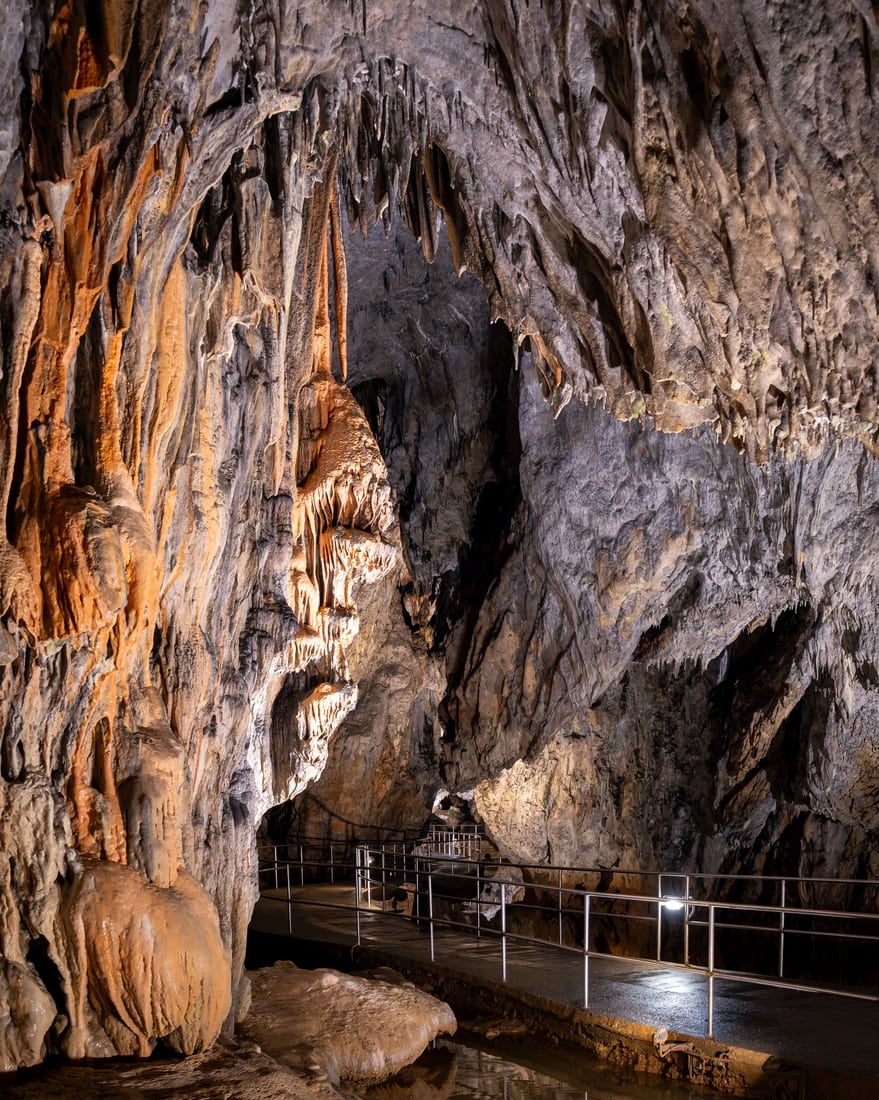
61,859,231,1058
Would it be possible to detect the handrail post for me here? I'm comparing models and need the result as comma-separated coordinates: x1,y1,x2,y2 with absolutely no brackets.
366,848,372,908
558,868,563,946
684,874,691,967
708,904,716,1038
657,872,663,962
273,844,279,890
286,861,293,936
381,846,387,905
330,842,335,884
428,860,435,962
476,858,482,939
583,891,591,1008
779,879,786,978
299,842,305,886
501,880,507,982
355,847,362,945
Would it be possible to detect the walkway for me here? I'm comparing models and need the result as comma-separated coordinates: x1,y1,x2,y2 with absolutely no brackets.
250,882,879,1096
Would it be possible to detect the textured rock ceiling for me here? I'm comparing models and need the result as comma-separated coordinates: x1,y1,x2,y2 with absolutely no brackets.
0,0,878,1072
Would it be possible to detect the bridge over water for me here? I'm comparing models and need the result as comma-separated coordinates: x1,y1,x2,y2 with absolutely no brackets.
250,829,879,1099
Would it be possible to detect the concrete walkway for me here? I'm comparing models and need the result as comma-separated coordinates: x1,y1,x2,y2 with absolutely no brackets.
250,882,879,1095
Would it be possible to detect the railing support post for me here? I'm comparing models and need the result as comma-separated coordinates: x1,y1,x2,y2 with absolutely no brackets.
558,868,563,946
366,849,372,908
501,882,507,982
583,892,590,1008
299,842,305,886
779,879,786,978
657,873,663,962
273,845,279,890
708,905,716,1038
286,862,293,936
684,874,691,967
330,842,335,884
428,862,435,962
476,859,482,939
355,847,362,945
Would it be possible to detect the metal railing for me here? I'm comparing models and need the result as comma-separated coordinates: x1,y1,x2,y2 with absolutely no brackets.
257,842,879,1039
414,824,485,862
257,827,483,887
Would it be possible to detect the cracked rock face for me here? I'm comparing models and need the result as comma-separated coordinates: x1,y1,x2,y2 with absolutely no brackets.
1,0,878,1070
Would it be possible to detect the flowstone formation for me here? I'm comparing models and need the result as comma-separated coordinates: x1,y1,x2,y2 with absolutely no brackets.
1,0,878,1072
241,962,456,1087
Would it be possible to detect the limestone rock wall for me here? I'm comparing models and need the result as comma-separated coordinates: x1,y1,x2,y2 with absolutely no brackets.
0,0,400,1066
463,375,879,880
1,0,878,1070
280,222,509,843
289,217,879,891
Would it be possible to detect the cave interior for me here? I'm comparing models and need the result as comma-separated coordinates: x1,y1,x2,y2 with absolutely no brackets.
0,0,878,1087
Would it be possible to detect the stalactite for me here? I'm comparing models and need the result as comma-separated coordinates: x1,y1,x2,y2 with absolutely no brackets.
329,187,349,380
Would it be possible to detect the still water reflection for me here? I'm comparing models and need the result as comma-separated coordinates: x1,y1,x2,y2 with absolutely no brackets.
364,1036,727,1100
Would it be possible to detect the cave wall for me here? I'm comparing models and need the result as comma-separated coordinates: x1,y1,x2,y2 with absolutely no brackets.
464,378,879,879
0,0,877,1071
287,218,879,888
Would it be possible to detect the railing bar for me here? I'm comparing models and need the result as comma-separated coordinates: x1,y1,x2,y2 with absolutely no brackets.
686,919,879,944
258,862,879,928
255,895,879,1004
708,969,879,1003
256,843,879,889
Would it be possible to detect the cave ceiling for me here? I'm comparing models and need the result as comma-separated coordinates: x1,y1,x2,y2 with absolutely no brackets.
0,0,878,1072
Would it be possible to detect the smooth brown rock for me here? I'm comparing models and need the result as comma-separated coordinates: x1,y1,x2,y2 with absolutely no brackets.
240,961,456,1086
61,859,231,1058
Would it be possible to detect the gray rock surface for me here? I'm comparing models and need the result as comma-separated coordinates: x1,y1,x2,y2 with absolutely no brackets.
294,225,879,886
466,376,879,877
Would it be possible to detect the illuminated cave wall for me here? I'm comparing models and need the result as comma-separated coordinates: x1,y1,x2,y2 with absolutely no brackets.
1,0,878,1070
288,211,879,886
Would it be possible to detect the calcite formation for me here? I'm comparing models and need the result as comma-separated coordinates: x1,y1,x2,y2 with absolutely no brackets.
0,0,877,1071
241,962,456,1086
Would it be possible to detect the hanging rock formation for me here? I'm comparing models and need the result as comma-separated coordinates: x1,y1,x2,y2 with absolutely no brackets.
0,0,878,1070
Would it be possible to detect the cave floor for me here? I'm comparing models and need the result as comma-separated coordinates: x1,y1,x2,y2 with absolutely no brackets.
251,884,879,1092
